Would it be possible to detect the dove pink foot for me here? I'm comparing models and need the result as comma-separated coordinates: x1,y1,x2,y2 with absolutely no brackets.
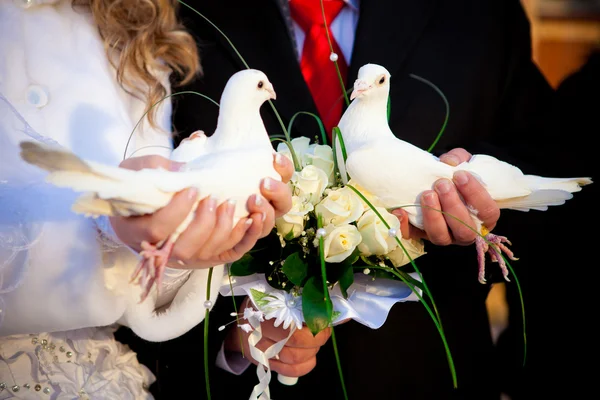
130,239,175,302
475,233,518,284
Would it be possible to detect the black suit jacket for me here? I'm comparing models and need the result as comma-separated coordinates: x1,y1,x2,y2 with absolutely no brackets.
118,1,560,399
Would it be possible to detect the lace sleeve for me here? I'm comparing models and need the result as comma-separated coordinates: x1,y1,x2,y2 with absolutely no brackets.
0,93,63,325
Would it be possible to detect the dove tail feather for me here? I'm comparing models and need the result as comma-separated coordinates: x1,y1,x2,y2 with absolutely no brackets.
20,141,93,174
72,193,116,217
522,175,593,193
496,189,574,211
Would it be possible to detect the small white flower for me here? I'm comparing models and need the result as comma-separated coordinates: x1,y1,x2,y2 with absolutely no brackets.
261,291,304,330
243,307,265,322
238,324,253,333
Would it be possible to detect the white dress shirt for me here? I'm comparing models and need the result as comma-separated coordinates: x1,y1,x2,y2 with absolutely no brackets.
0,0,219,342
292,0,359,64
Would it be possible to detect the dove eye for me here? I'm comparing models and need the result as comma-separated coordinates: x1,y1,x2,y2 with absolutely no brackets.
258,81,264,89
378,76,386,85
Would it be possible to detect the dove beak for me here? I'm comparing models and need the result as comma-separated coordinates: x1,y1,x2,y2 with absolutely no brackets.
266,84,277,100
350,80,371,100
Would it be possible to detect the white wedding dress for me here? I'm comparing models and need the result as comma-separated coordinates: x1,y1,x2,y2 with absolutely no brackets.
0,1,220,398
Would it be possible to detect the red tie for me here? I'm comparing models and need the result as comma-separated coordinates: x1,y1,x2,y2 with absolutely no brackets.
289,0,348,137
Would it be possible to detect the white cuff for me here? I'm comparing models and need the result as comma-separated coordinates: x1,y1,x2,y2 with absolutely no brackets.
93,215,125,251
215,340,251,375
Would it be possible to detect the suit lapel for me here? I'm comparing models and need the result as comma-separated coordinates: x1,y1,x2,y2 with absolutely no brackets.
349,0,438,82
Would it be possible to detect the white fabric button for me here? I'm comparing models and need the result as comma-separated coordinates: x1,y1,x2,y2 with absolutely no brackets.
26,85,49,108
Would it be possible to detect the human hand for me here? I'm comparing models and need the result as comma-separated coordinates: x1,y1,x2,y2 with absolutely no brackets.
224,297,331,377
393,148,500,246
109,155,275,268
253,153,294,238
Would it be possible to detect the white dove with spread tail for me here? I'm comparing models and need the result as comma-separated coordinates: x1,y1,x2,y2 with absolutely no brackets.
337,63,592,283
19,69,281,301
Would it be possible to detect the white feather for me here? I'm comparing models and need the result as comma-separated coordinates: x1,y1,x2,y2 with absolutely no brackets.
20,69,281,230
338,63,592,231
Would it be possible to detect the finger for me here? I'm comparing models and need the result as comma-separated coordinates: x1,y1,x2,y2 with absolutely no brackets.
420,190,453,246
274,153,294,183
265,325,331,349
170,196,217,262
120,155,183,172
391,208,411,240
143,188,199,243
247,193,275,237
219,213,264,263
277,345,320,365
433,179,478,245
198,200,236,257
453,171,500,231
259,178,292,219
439,148,472,166
269,357,317,377
213,217,255,263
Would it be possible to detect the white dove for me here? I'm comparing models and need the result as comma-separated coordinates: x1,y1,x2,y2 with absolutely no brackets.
19,69,281,301
337,63,592,283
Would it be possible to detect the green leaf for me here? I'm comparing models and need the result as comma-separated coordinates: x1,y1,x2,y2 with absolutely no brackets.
339,264,354,299
230,254,260,276
302,276,333,336
250,288,271,309
281,252,309,287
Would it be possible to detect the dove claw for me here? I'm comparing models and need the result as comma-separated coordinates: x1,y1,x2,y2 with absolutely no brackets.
131,239,175,303
476,233,516,284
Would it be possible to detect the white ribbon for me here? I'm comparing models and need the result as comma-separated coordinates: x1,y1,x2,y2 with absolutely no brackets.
245,312,296,400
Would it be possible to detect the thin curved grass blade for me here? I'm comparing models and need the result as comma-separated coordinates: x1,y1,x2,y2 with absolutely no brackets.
408,74,449,154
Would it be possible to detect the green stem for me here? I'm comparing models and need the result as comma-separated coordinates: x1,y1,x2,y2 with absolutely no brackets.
317,214,349,400
390,203,527,367
177,0,289,139
204,267,214,400
270,138,302,171
370,265,457,387
124,90,218,160
227,267,245,359
503,258,527,367
288,111,327,146
345,186,457,387
408,74,449,154
320,0,350,106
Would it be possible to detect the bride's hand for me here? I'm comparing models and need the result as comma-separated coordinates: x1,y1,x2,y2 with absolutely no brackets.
110,153,293,268
109,155,196,253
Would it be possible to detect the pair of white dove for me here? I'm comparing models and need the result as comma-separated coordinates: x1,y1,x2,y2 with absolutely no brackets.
337,63,592,283
20,65,592,303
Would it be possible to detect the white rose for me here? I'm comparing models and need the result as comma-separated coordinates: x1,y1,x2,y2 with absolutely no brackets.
386,238,426,267
315,186,363,226
321,224,362,263
292,165,328,204
276,137,311,165
347,179,385,211
357,207,401,256
275,196,314,239
304,144,335,187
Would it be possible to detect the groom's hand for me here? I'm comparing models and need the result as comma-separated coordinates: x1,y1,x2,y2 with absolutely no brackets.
224,297,331,377
395,148,500,246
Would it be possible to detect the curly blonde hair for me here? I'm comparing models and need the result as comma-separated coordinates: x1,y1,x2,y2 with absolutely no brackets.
76,0,200,128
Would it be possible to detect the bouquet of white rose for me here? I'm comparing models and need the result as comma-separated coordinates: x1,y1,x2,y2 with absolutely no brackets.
219,131,444,397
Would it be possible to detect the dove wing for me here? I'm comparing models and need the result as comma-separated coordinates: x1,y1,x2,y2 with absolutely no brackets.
19,141,200,217
181,145,279,220
345,137,454,227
